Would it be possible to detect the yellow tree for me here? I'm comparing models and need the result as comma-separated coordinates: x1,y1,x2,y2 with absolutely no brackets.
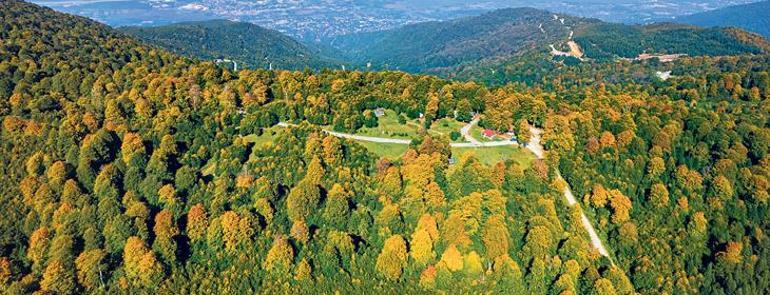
438,244,463,272
75,249,107,291
609,190,632,224
410,229,435,266
27,227,50,271
41,260,76,294
441,212,471,249
123,236,163,286
376,235,408,280
264,235,294,273
482,214,509,259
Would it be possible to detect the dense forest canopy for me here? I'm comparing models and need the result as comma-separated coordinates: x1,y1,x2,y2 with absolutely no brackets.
1,0,770,294
120,20,344,71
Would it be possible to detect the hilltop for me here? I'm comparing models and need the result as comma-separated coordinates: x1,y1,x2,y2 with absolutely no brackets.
121,20,343,70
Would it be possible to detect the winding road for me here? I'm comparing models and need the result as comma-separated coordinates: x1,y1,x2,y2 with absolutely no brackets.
277,121,613,263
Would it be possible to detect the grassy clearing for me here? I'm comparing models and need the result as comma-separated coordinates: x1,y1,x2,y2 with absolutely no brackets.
356,141,410,160
356,109,421,139
243,126,285,147
356,141,535,168
429,118,466,142
452,146,535,167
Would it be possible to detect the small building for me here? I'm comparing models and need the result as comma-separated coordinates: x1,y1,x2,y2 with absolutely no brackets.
482,129,497,139
374,108,385,117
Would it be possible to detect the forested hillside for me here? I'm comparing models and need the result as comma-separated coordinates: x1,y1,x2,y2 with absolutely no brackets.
676,1,770,38
326,7,769,75
2,0,770,294
573,22,769,60
326,8,586,73
121,20,342,70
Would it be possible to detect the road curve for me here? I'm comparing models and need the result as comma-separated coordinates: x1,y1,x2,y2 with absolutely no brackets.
527,126,613,262
277,121,611,262
277,122,518,148
460,117,482,145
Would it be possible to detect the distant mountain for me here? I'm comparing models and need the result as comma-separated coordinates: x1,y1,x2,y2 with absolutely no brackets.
121,20,344,70
325,7,770,74
325,8,592,72
675,1,770,38
572,22,770,60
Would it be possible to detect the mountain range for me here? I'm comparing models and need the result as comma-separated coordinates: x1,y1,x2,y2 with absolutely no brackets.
122,7,769,74
324,8,768,73
676,0,770,38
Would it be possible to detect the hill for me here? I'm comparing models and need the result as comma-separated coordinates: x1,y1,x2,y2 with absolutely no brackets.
325,7,769,74
121,20,343,70
572,22,770,60
675,1,770,38
3,1,770,294
325,8,591,73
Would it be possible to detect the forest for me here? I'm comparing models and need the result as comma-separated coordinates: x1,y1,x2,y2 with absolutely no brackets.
1,0,769,294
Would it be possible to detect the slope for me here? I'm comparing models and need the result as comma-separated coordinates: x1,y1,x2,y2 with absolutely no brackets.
325,8,592,73
325,7,769,74
675,0,770,38
121,19,343,70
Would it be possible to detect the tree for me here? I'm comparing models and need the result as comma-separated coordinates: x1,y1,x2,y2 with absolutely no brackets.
27,227,50,271
482,214,509,259
609,190,632,224
376,235,408,280
152,209,179,264
221,211,252,252
75,249,107,290
594,278,618,295
410,229,435,266
187,204,208,242
438,244,463,272
323,183,350,227
264,236,294,273
305,156,324,185
648,183,669,208
123,236,164,286
41,260,76,294
286,179,320,222
441,212,471,249
0,257,10,286
524,225,553,259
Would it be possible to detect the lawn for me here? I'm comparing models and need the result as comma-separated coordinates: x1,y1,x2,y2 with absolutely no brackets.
356,141,536,168
356,141,411,160
242,126,285,147
452,146,535,167
429,118,466,142
355,109,421,139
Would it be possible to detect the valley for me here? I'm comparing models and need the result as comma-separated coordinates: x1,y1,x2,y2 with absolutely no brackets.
1,1,770,294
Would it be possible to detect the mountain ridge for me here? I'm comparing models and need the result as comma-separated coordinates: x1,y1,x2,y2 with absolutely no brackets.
675,1,770,38
323,7,769,74
121,19,344,70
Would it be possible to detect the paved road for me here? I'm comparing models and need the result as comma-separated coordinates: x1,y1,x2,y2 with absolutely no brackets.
278,121,611,263
527,126,613,262
460,118,482,145
278,121,518,148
